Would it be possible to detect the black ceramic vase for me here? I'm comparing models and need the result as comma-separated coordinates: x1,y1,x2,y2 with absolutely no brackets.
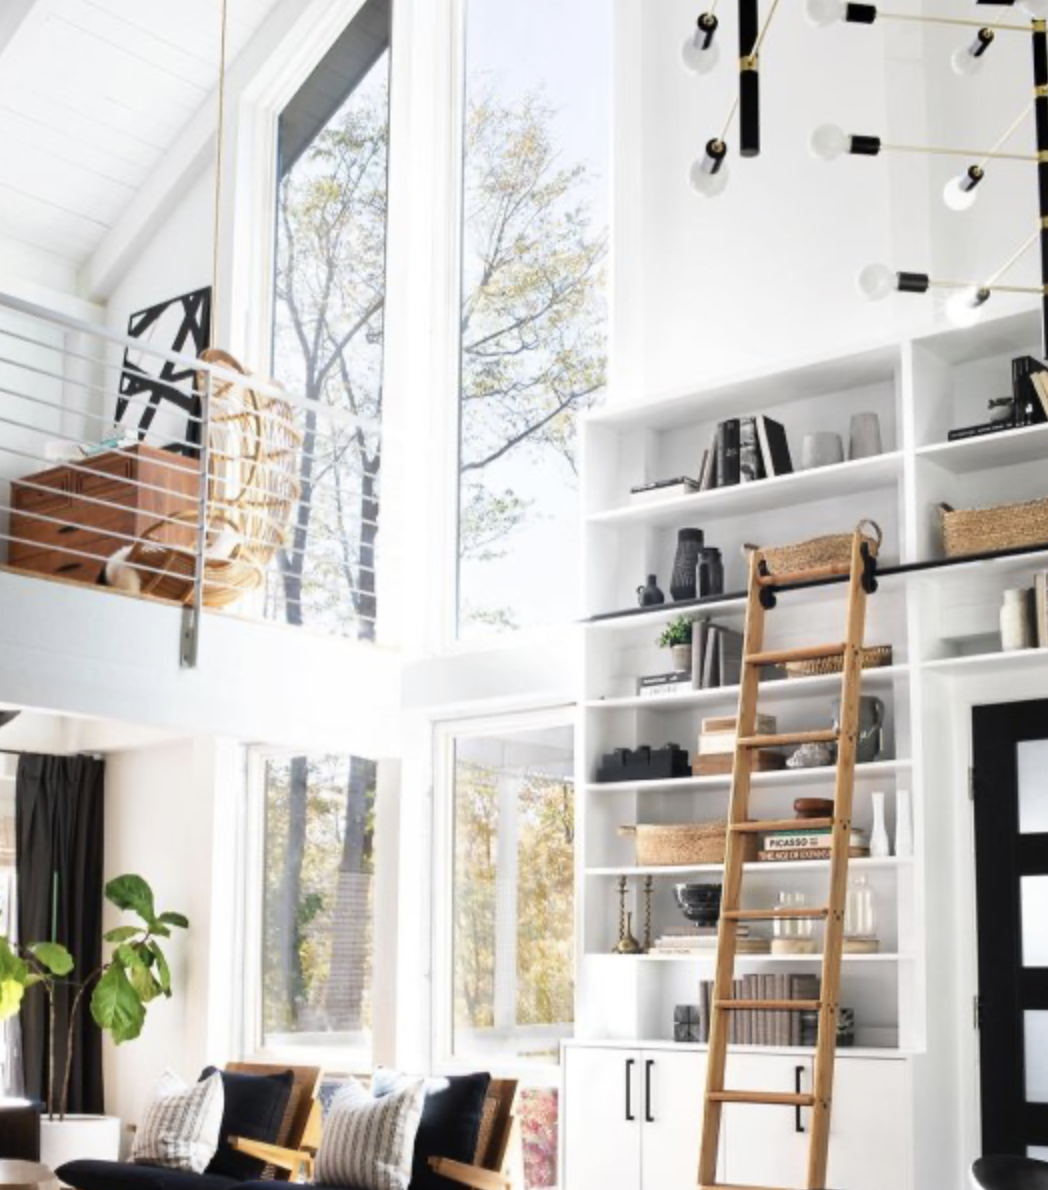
670,528,704,601
636,575,665,607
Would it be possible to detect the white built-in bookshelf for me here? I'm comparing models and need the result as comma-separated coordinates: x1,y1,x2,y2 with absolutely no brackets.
575,306,1048,1066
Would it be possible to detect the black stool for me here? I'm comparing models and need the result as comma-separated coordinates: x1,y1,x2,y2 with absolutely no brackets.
0,1100,40,1161
973,1156,1048,1190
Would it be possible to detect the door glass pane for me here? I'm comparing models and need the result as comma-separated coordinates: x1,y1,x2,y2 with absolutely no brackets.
1026,1012,1048,1103
1018,740,1048,834
1021,876,1048,968
452,723,574,1063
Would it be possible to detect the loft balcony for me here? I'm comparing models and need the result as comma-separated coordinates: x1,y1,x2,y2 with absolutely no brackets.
0,292,400,752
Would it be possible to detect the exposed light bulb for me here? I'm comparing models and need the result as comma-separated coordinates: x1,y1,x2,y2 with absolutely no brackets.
681,33,720,74
951,45,984,76
857,264,896,302
1021,0,1048,18
810,124,850,161
689,156,730,197
946,287,990,329
943,171,981,212
805,0,846,27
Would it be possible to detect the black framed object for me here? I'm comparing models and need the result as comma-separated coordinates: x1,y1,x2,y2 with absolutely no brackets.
116,287,211,458
972,699,1048,1156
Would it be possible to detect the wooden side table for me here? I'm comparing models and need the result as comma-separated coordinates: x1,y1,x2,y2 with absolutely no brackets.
8,445,200,586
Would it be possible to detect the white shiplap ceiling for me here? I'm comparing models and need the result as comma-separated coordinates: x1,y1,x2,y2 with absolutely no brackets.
0,0,283,271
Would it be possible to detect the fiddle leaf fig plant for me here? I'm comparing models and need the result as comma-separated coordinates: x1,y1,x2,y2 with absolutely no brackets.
0,873,188,1119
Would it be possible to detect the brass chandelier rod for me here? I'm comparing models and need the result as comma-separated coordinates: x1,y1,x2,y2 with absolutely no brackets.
873,11,1030,34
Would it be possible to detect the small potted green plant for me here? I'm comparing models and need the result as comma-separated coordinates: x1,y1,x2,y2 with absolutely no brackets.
0,873,188,1166
658,616,694,672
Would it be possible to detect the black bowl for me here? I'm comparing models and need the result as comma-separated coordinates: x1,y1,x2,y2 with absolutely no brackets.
674,883,722,923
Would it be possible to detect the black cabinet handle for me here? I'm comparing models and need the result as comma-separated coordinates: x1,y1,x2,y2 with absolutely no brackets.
795,1065,806,1133
625,1058,635,1121
645,1059,655,1122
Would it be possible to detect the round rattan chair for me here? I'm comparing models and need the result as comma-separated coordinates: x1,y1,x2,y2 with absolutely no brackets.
124,349,302,609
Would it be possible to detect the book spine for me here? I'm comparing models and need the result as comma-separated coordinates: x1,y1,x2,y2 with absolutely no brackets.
698,980,710,1044
717,419,741,486
1038,573,1048,649
739,417,762,483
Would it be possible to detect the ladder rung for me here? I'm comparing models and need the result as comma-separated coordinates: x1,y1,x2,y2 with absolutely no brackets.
708,1090,816,1107
714,999,822,1011
738,729,838,749
722,906,830,922
730,816,834,834
746,642,846,667
756,561,852,586
700,1184,801,1190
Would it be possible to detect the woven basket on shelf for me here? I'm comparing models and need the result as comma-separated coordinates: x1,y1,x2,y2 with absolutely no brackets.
938,499,1048,559
619,823,759,866
785,643,893,678
745,519,882,577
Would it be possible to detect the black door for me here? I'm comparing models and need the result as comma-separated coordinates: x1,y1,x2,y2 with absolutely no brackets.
973,699,1048,1156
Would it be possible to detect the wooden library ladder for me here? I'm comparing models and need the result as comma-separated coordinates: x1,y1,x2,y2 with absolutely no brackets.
697,524,880,1190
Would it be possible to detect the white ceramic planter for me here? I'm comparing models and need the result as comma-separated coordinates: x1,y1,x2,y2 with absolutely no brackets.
41,1115,121,1169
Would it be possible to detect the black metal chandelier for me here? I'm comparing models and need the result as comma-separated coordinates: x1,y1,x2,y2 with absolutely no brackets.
684,0,1048,352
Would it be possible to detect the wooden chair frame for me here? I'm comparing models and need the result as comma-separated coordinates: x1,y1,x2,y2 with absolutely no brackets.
232,1076,523,1190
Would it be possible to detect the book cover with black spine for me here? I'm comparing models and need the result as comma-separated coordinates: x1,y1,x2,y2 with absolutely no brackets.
756,415,793,476
739,416,763,483
717,418,741,486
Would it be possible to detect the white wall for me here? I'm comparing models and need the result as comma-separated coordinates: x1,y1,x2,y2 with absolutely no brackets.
102,735,241,1130
105,167,215,350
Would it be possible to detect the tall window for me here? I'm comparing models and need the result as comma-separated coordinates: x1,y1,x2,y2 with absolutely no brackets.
255,751,377,1060
271,0,391,640
456,0,611,638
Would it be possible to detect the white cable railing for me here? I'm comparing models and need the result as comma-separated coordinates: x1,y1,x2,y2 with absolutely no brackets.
0,292,381,665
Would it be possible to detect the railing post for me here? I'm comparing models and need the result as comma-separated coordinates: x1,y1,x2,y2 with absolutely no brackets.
180,368,211,669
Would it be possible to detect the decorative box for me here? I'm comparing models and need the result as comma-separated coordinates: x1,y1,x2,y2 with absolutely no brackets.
596,743,691,783
674,1005,702,1043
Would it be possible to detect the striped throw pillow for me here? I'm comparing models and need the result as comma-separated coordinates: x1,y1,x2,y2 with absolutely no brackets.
132,1069,224,1173
315,1077,426,1190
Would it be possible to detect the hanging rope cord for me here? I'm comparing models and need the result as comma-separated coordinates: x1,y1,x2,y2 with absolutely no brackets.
211,0,229,348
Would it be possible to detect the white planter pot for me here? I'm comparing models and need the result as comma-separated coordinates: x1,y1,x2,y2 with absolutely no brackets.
41,1115,121,1170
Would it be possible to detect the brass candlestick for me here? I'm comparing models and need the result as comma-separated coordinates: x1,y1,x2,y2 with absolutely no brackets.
643,875,654,952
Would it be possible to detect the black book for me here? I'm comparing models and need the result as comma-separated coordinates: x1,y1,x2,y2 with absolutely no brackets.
947,420,1016,442
716,419,741,486
756,415,793,477
739,417,764,483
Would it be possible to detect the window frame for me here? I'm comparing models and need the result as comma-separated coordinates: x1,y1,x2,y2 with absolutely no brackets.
240,744,387,1074
430,705,578,1085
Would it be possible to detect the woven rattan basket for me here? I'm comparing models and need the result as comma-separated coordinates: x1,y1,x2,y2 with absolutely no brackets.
620,823,758,866
746,519,882,577
939,499,1048,559
785,643,893,678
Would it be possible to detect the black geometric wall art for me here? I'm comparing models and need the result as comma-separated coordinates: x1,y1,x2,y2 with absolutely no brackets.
116,287,212,457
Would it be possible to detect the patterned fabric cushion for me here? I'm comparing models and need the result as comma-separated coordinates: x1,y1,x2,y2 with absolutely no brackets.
132,1070,225,1173
314,1077,425,1190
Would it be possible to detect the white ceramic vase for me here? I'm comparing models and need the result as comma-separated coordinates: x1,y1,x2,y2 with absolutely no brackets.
1001,587,1034,652
40,1114,122,1168
894,788,913,858
869,790,891,858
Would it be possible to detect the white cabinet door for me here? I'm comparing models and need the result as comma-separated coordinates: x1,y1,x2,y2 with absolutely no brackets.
640,1049,716,1190
722,1054,814,1188
827,1059,913,1190
563,1047,642,1190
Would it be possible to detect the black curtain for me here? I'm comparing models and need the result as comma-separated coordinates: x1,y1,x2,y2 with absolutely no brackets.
15,754,105,1114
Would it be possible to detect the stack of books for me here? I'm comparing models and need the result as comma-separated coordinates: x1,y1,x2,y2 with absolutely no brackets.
637,671,693,699
692,974,821,1045
694,715,786,776
697,415,793,489
652,926,770,956
759,826,871,863
948,355,1048,440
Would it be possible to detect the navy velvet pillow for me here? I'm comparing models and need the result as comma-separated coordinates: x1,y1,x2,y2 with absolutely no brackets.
371,1069,491,1190
199,1066,294,1181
